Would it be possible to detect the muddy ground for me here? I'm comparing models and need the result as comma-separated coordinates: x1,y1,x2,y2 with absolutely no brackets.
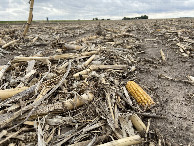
0,19,193,145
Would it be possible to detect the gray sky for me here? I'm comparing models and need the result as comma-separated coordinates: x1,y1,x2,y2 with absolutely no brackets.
0,0,194,20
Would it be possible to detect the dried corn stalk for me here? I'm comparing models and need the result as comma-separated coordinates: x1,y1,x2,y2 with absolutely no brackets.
126,81,155,107
187,75,194,83
24,121,34,126
57,62,69,72
0,84,37,108
0,87,29,100
73,65,127,78
13,56,49,63
82,54,96,67
0,61,11,80
63,44,83,50
160,49,166,61
2,40,19,49
23,0,34,36
13,51,98,63
98,135,142,146
89,65,127,70
64,92,94,110
52,51,97,60
32,36,39,43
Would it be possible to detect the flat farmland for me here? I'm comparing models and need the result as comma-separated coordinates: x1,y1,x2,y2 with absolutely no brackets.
0,19,193,145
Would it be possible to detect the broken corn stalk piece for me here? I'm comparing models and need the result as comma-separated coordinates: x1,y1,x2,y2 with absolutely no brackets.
126,81,155,107
130,114,146,132
98,135,142,146
0,87,28,100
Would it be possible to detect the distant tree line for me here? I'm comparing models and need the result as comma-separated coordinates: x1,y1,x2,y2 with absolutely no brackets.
93,18,111,20
122,15,148,20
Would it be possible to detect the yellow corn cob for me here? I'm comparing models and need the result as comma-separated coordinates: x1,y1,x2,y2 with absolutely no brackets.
126,81,155,107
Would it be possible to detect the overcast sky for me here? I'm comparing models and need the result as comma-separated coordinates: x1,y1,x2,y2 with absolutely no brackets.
0,0,194,21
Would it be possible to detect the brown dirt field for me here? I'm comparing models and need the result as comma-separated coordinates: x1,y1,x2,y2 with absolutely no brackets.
0,19,193,145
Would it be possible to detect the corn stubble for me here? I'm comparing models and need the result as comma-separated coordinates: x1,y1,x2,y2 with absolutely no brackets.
1,16,192,145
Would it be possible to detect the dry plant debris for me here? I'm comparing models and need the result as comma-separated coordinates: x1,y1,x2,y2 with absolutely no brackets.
0,18,193,146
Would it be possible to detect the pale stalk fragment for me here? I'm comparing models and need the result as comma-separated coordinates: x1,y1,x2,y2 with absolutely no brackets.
26,60,36,74
80,51,98,56
69,135,107,146
89,65,127,70
23,121,35,126
105,92,114,120
97,135,142,146
159,74,194,85
8,143,16,146
160,49,166,61
57,62,69,72
145,119,151,139
73,69,91,78
0,61,11,80
63,92,94,110
73,65,127,78
187,75,194,83
149,142,155,146
0,87,29,100
13,56,49,63
13,51,98,62
37,122,46,146
2,40,19,49
52,51,97,60
0,84,37,108
6,104,20,112
63,44,83,50
130,114,146,132
122,86,133,106
87,136,96,146
24,69,36,80
52,53,77,60
80,35,97,43
114,104,119,128
130,66,136,72
32,36,39,43
82,54,96,67
146,119,151,134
